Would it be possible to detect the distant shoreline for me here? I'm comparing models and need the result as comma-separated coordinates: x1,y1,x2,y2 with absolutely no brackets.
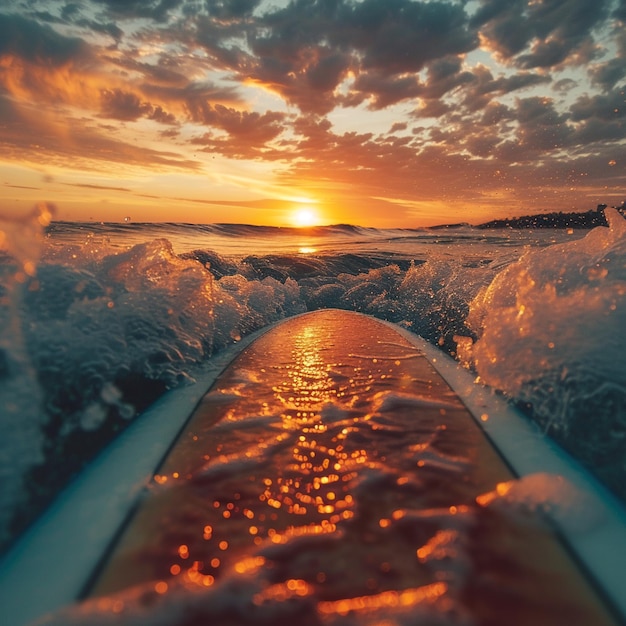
476,202,626,230
44,202,626,231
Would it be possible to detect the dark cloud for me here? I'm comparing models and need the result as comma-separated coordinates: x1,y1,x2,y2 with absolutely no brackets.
591,15,626,86
77,18,124,42
570,86,626,122
188,103,286,147
0,92,197,170
63,182,132,192
351,71,421,109
247,46,353,114
474,0,611,68
464,132,501,158
329,0,476,72
143,80,241,108
23,2,125,42
518,38,575,69
479,102,512,126
389,122,408,133
232,0,477,112
100,89,148,120
204,0,262,18
569,116,626,146
514,96,572,151
457,65,552,113
0,13,91,67
570,84,626,151
0,0,624,219
470,1,533,58
4,183,41,190
499,72,552,93
553,78,579,93
590,58,626,91
416,98,450,118
238,3,354,114
91,0,184,21
100,88,178,123
615,0,626,20
61,3,82,20
357,54,476,111
420,55,474,98
150,105,177,124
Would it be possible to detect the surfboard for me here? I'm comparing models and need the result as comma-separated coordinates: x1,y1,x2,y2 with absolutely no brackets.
1,310,625,626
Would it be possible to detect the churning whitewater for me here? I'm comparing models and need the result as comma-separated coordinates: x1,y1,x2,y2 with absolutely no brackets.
0,207,625,560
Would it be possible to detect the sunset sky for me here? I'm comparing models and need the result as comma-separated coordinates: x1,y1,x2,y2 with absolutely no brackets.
0,0,625,227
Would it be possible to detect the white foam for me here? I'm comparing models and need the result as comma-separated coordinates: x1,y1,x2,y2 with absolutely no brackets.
460,209,626,436
0,326,273,626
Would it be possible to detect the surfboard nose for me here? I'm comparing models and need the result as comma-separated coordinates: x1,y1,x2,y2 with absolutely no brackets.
79,310,620,626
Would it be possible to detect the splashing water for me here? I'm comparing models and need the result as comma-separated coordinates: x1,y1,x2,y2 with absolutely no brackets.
0,206,623,557
458,209,626,495
0,203,54,546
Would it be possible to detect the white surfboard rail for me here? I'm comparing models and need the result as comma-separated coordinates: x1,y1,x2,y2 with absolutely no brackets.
0,325,274,626
1,311,625,625
387,320,626,623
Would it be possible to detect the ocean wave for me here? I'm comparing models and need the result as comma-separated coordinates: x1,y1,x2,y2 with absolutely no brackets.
1,232,308,549
458,208,626,497
47,221,379,241
0,209,623,555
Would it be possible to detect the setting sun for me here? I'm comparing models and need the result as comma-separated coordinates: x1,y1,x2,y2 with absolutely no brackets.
291,207,320,228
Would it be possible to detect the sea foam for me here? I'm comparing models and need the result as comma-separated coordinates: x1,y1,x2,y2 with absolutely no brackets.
459,209,626,493
0,206,622,555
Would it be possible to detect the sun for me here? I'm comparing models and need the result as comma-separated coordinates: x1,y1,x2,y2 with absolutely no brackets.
290,206,320,227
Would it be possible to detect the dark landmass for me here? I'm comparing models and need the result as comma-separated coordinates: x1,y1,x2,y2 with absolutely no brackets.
477,202,626,229
428,222,472,230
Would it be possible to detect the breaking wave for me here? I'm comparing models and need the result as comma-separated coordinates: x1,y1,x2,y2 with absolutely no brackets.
0,207,624,554
458,208,626,495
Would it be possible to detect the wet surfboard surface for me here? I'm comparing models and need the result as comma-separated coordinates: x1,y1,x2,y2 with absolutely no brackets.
3,310,626,625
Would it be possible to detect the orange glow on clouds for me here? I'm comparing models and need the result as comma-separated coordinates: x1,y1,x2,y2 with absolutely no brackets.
0,4,624,226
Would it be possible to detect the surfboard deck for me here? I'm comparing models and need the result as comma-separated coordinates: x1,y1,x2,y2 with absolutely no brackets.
2,310,625,625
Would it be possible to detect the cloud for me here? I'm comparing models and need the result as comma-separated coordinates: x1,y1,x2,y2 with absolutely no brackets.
351,71,422,109
0,91,198,171
204,0,262,18
4,183,41,190
474,0,611,68
188,103,286,140
0,12,91,66
570,87,626,122
615,0,626,21
63,182,133,192
588,24,626,90
24,3,125,43
190,0,478,113
479,101,513,126
389,122,408,133
0,13,106,113
90,0,184,21
513,96,572,151
100,88,150,120
334,0,476,72
0,0,624,220
589,58,626,90
100,88,177,123
188,103,289,159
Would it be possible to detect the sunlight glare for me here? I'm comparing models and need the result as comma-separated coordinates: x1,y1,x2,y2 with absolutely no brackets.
291,206,319,228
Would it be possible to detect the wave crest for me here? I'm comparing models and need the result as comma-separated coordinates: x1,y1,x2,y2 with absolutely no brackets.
460,209,626,496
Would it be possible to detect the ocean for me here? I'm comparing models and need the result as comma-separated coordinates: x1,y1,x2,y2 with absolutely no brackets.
1,206,625,623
